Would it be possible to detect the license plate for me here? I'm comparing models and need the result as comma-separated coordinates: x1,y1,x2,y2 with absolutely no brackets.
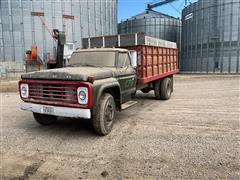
42,106,54,114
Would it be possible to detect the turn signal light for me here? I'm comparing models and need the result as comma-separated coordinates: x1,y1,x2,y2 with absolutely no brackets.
87,76,95,83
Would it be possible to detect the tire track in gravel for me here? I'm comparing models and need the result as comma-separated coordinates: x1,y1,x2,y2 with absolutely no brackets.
104,93,162,178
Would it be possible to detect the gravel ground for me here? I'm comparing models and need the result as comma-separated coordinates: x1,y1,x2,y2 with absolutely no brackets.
1,75,240,179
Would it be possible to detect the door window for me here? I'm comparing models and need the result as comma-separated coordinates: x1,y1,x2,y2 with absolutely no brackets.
118,52,130,68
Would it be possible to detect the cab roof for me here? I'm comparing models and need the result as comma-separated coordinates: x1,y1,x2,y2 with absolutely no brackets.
74,48,129,53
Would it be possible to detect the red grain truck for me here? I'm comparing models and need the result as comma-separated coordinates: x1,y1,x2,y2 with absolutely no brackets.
19,35,179,135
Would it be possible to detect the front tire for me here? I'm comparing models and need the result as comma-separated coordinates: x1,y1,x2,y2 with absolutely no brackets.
33,113,57,125
92,93,116,136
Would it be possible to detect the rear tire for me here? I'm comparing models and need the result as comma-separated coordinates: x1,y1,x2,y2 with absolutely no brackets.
92,93,116,136
160,77,172,100
154,80,161,100
33,113,57,125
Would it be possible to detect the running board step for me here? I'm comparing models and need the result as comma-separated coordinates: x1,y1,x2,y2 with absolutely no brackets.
121,101,138,110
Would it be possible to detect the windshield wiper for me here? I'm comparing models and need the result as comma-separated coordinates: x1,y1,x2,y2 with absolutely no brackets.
82,64,98,67
67,64,97,67
67,64,104,68
67,64,79,67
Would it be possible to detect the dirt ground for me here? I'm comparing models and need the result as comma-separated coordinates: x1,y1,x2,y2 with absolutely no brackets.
0,78,20,93
1,75,240,179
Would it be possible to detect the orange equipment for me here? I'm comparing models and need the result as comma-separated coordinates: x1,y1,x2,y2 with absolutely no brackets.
26,45,38,61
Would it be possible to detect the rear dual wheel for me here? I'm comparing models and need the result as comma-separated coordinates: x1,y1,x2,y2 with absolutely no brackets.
154,77,172,100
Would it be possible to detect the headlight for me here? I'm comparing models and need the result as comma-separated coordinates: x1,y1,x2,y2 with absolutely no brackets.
20,83,29,98
77,87,88,104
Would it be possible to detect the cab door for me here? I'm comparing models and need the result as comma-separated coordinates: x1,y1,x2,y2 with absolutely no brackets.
116,51,136,103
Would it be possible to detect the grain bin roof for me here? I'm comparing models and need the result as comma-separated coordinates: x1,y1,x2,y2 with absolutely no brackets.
128,9,177,20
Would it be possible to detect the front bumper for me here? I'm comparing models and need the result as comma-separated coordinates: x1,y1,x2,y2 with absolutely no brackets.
20,102,91,119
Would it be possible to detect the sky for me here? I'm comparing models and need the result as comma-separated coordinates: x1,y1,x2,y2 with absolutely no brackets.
118,0,198,22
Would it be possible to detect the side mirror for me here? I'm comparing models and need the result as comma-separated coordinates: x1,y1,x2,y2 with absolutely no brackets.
130,50,137,68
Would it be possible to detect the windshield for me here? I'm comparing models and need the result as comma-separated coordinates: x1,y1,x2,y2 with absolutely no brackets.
68,51,116,67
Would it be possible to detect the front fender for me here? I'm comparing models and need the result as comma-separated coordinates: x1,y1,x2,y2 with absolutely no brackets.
92,78,121,115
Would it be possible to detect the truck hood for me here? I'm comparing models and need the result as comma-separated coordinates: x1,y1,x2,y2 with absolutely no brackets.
21,67,115,81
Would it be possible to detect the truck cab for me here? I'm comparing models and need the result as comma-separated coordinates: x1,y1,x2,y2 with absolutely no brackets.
19,48,137,135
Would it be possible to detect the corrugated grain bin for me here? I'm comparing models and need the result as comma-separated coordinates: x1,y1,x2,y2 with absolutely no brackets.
118,10,181,47
0,0,117,75
181,0,240,73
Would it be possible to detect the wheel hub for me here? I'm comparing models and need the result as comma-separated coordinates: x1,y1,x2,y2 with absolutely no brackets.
105,102,114,126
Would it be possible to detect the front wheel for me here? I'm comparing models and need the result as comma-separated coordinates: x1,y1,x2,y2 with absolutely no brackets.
33,113,57,125
92,93,116,136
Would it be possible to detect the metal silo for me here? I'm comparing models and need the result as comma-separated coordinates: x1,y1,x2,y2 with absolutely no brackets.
181,0,240,73
118,10,181,46
0,0,117,76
